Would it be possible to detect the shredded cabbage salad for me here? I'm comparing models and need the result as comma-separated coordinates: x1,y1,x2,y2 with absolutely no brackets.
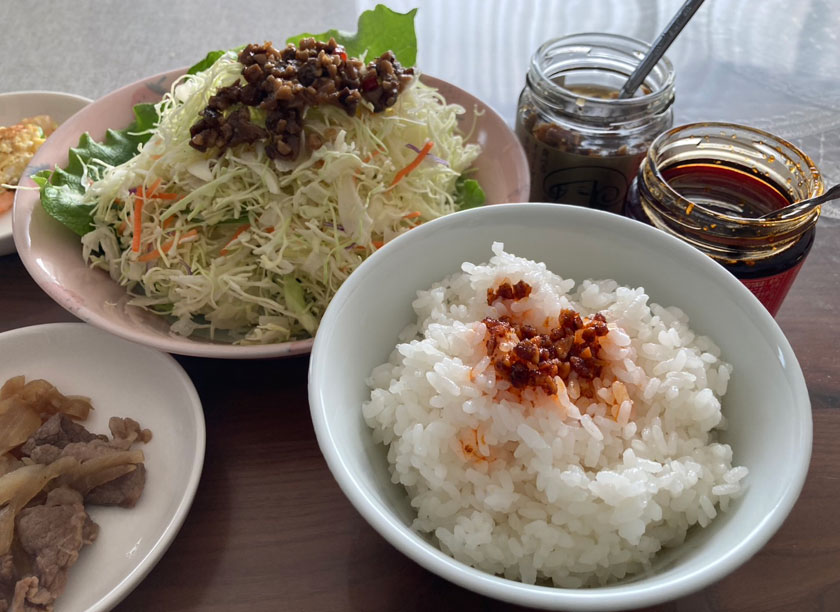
80,51,481,343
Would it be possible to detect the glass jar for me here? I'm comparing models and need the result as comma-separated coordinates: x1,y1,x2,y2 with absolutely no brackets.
625,122,823,315
516,33,675,213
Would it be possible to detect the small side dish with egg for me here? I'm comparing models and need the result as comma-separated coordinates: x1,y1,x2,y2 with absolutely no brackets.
0,116,56,215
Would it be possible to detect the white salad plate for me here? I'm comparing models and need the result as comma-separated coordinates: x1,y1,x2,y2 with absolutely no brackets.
0,91,92,256
12,68,528,359
0,323,206,612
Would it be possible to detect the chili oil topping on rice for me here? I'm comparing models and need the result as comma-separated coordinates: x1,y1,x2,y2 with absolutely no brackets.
363,242,747,587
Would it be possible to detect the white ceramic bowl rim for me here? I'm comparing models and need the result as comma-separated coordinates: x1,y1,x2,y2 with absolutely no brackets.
309,203,812,610
0,89,93,103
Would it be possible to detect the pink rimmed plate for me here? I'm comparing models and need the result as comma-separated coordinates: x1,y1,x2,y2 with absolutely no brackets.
12,69,528,358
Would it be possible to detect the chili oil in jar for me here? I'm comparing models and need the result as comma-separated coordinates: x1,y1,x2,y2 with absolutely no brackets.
516,33,675,213
625,122,823,315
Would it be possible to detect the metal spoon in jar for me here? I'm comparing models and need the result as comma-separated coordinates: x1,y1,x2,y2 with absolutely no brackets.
758,183,840,220
619,0,706,99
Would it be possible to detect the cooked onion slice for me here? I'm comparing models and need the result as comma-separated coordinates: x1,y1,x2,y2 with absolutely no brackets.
0,398,41,456
0,456,78,556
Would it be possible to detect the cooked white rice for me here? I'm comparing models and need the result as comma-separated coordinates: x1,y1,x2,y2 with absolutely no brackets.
363,243,747,587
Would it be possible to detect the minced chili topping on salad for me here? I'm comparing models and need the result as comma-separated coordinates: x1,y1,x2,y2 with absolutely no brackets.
189,38,415,159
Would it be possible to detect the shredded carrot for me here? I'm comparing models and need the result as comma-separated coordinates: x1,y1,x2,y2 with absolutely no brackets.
372,240,384,249
138,229,199,263
154,192,180,201
131,179,182,251
220,224,251,255
146,178,162,198
131,195,144,252
390,141,433,187
402,211,422,220
118,221,128,235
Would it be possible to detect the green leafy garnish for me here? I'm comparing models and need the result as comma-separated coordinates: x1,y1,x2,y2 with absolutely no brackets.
187,45,248,75
283,276,318,334
287,4,418,66
188,5,418,77
455,175,486,210
187,50,227,75
34,103,159,236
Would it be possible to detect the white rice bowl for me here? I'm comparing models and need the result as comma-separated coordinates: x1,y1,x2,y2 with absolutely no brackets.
362,243,747,587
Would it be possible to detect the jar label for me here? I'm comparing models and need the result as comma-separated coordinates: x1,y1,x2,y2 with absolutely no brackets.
517,123,643,214
739,261,805,316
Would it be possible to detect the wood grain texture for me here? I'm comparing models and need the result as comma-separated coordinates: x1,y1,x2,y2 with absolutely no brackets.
0,218,838,611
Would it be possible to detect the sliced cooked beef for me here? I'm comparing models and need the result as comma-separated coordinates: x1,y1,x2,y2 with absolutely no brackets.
86,464,146,509
3,376,151,612
0,555,13,587
10,576,39,612
0,553,13,611
108,417,152,450
81,516,98,546
54,440,114,463
15,488,95,610
27,439,147,508
20,415,106,457
25,446,61,466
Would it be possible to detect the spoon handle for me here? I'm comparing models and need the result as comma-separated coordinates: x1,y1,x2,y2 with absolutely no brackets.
760,183,840,220
619,0,706,99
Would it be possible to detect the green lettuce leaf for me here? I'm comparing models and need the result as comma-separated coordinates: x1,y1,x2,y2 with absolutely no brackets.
187,50,227,75
187,45,248,75
188,5,418,77
287,4,418,66
455,176,486,210
35,103,159,236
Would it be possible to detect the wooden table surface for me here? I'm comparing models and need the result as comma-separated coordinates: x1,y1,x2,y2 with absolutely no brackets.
3,1,840,610
0,215,838,611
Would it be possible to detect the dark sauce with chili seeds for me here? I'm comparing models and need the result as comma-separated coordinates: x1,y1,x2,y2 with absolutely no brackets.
625,160,816,280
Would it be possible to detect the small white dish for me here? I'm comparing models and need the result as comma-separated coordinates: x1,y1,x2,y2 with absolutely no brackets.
0,91,91,256
0,322,205,612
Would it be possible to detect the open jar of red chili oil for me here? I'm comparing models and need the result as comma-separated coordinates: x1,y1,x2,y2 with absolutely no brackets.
625,122,823,315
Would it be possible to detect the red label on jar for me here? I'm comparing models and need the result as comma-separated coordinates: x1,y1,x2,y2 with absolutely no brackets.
739,261,805,316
